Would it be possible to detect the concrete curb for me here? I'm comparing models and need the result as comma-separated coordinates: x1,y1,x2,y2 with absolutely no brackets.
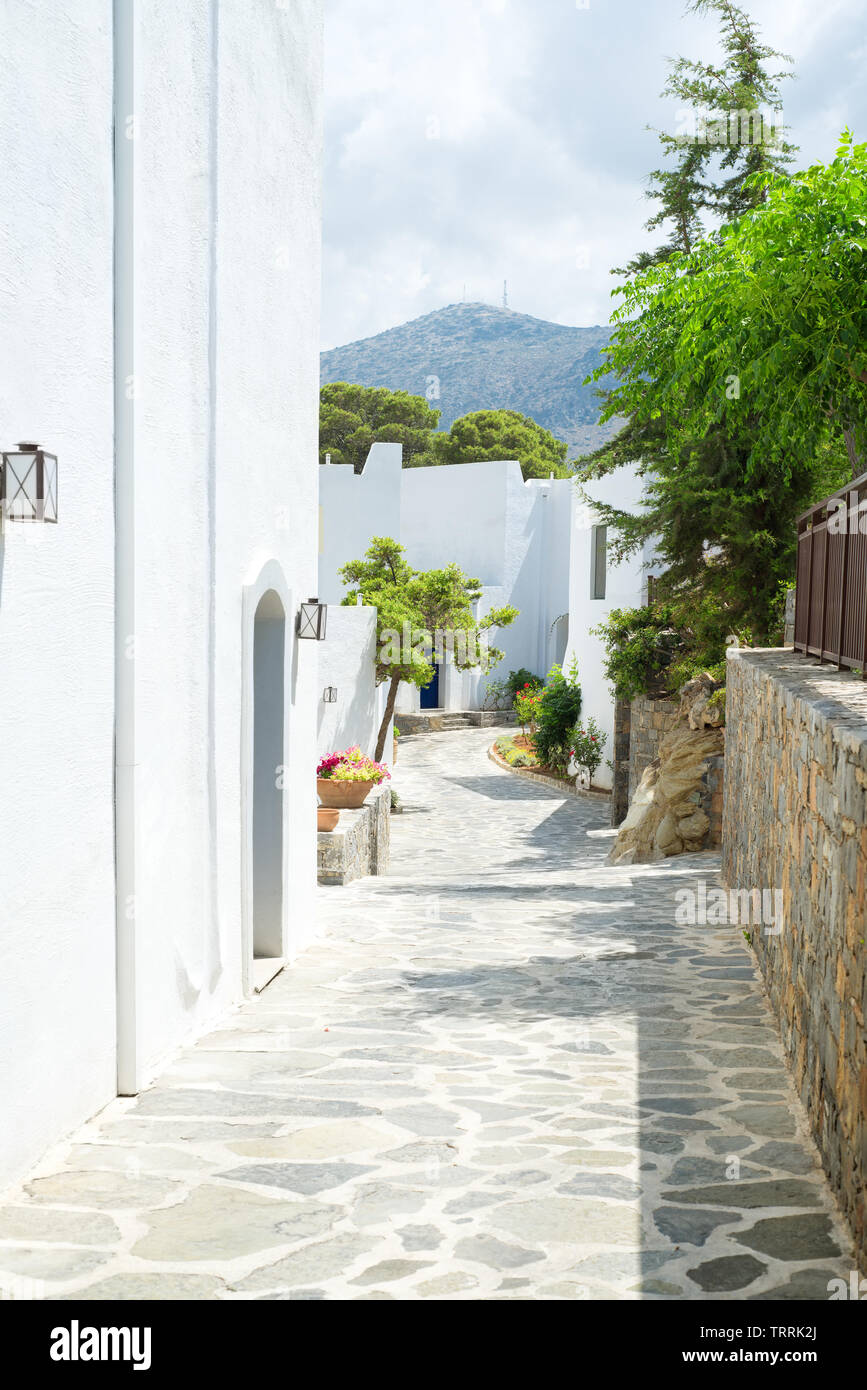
487,742,611,805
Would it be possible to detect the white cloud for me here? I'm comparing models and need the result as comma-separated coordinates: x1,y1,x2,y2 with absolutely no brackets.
322,0,867,349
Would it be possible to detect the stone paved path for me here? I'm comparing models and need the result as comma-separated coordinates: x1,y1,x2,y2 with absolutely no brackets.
0,729,854,1300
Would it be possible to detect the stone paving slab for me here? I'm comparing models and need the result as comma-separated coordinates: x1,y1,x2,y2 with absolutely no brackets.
0,728,855,1301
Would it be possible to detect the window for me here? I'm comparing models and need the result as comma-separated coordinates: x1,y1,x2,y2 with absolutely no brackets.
591,524,607,600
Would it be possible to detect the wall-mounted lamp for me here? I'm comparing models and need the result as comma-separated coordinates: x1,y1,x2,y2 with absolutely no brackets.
297,596,327,640
1,442,58,523
323,686,337,703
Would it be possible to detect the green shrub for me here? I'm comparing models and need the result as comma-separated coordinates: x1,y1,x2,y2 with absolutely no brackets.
591,605,683,703
570,717,607,783
507,667,543,699
482,677,512,711
535,660,582,774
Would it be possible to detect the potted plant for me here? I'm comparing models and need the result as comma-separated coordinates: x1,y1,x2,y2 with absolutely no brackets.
316,747,391,809
317,805,340,832
393,725,400,763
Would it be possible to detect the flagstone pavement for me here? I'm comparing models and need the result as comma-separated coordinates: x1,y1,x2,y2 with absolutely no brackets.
0,727,855,1301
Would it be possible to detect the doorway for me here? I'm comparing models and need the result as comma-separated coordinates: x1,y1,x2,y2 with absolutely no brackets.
252,589,286,990
420,661,440,709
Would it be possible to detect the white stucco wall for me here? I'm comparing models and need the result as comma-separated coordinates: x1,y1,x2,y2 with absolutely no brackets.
317,443,647,769
0,0,117,1188
319,450,577,719
317,605,391,762
563,466,647,789
0,0,323,1187
318,443,402,604
127,0,323,1078
398,461,573,710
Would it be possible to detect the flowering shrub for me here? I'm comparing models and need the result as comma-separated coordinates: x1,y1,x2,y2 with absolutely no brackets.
316,746,390,784
535,660,582,773
514,683,543,738
570,717,606,784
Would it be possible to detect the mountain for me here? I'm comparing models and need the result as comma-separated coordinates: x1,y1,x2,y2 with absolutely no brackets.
320,302,622,457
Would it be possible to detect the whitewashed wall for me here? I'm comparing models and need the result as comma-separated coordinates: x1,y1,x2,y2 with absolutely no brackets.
0,0,117,1191
0,0,323,1188
317,605,391,762
126,0,323,1080
318,443,402,604
398,461,573,710
563,466,647,789
317,445,647,765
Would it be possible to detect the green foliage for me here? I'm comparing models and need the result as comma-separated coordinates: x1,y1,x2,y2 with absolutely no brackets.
320,383,441,471
482,677,512,711
495,737,537,770
592,606,682,702
338,536,518,760
320,387,576,482
534,660,583,774
593,597,751,703
618,0,795,275
514,685,542,739
431,410,573,480
506,668,543,698
596,135,867,484
570,718,607,783
581,1,830,687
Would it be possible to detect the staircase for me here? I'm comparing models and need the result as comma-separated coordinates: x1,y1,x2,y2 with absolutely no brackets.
396,710,515,735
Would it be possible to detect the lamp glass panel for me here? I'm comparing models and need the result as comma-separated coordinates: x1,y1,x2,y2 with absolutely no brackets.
43,454,58,522
298,604,318,639
5,453,37,520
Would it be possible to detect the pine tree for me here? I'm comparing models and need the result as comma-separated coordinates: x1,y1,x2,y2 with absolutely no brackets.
580,1,849,676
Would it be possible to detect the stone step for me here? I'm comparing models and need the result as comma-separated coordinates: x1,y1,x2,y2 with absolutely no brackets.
396,710,516,736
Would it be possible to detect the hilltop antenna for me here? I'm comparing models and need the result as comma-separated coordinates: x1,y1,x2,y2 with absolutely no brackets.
503,279,508,309
462,283,466,302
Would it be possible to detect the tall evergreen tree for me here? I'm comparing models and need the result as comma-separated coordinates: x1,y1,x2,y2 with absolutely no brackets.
619,0,795,274
581,0,849,668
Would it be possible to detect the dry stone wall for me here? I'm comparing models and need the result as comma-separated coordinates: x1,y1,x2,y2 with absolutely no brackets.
723,648,867,1268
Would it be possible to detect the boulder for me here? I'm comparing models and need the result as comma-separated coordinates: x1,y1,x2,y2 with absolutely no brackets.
607,719,724,866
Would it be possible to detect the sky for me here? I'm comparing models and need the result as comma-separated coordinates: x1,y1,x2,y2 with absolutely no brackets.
321,0,867,350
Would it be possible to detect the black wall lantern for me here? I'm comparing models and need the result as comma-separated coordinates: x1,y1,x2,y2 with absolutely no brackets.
297,596,327,640
323,686,337,703
1,442,58,523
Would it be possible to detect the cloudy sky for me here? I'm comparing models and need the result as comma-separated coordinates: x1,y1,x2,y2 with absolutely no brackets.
321,0,867,349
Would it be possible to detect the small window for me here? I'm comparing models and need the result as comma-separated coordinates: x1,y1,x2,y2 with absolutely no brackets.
591,524,607,600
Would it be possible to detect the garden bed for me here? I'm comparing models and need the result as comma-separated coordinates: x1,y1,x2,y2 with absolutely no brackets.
490,737,609,802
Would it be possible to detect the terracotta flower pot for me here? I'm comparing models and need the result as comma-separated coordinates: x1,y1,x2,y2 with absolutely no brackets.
317,806,340,832
316,777,375,809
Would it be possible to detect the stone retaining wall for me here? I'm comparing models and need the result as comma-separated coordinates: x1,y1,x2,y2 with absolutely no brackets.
628,696,681,801
317,784,391,886
723,648,867,1267
609,692,724,845
611,697,631,827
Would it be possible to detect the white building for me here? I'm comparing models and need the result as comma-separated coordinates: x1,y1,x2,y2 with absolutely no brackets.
562,469,655,787
318,444,648,786
0,0,323,1192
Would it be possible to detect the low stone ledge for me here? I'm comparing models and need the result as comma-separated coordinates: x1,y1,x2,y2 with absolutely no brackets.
317,783,390,886
487,742,610,805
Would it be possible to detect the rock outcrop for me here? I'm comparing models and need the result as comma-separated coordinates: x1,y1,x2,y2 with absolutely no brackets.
607,675,725,866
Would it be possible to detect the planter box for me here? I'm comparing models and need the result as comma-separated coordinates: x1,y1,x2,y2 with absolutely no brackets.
317,783,391,885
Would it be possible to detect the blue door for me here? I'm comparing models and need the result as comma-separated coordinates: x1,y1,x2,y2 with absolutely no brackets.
420,662,440,709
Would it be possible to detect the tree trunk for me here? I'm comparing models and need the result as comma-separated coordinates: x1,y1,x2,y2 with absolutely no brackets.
375,673,401,764
843,426,863,479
